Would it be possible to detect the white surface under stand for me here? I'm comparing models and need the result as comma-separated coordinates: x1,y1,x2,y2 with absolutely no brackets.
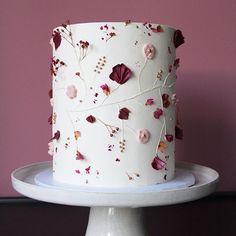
11,161,219,236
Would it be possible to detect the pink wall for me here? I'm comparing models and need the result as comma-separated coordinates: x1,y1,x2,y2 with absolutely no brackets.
1,0,236,196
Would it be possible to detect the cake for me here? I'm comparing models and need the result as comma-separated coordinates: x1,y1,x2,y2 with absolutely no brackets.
48,21,184,187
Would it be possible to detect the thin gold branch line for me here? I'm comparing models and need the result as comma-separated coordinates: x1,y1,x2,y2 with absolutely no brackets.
155,118,166,153
125,124,136,135
61,35,74,47
158,88,164,111
138,58,148,92
70,84,163,113
101,84,120,105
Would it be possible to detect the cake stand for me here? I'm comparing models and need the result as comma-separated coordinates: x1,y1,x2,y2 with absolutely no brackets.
11,161,219,236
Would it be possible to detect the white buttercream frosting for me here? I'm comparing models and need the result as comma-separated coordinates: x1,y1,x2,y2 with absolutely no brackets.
50,22,181,187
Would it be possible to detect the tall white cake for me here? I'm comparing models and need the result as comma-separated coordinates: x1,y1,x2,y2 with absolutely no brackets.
48,21,184,187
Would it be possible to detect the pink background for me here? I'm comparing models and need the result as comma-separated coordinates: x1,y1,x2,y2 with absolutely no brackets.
1,0,235,196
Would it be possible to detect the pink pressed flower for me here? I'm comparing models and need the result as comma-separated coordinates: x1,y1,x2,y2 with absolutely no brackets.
109,63,132,85
75,169,81,174
151,156,166,170
165,134,174,142
66,85,77,99
50,98,54,107
47,141,54,156
76,150,84,160
85,166,91,174
137,129,150,144
100,83,110,96
143,43,155,59
153,108,163,119
145,98,154,106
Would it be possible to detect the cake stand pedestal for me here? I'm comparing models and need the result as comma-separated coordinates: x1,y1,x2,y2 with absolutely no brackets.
11,161,219,236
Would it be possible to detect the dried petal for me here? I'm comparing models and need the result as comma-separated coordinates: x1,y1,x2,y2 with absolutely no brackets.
162,94,170,108
86,115,96,123
165,134,174,142
151,25,164,33
76,150,84,160
174,58,180,68
151,156,166,170
158,141,167,153
100,83,110,96
48,89,53,98
85,166,91,174
48,114,53,125
118,107,130,120
52,31,61,50
74,131,81,140
173,30,185,48
109,63,132,85
75,169,81,174
145,98,154,106
153,108,163,119
50,130,60,141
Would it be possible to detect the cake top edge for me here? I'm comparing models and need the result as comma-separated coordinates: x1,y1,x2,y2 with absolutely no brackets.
53,21,179,32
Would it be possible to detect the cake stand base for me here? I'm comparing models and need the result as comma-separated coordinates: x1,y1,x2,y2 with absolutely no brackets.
11,161,219,236
86,207,144,236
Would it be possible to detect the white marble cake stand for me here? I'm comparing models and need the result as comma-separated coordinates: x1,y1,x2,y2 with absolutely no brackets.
11,161,219,236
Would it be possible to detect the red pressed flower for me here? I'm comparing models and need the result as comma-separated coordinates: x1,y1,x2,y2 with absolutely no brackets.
86,115,96,123
151,156,166,170
174,58,180,68
76,151,84,160
165,134,174,142
100,83,110,96
48,89,53,98
109,63,132,85
162,94,170,108
118,107,130,120
145,98,154,106
75,72,80,77
85,166,91,174
50,130,60,141
153,108,163,119
175,125,183,139
151,25,164,33
52,31,61,50
173,30,185,48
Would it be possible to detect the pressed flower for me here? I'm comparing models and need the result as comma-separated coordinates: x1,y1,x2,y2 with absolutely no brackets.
74,131,81,140
118,107,130,120
85,166,91,174
151,25,164,33
66,85,77,99
48,89,53,98
52,31,61,50
86,115,96,123
47,141,54,156
162,94,170,108
173,30,185,48
50,130,60,141
174,58,180,68
153,108,163,119
76,150,84,160
109,63,132,85
151,156,166,170
145,98,154,106
143,43,156,59
75,169,81,174
158,141,167,153
165,134,174,142
137,129,150,144
100,83,110,96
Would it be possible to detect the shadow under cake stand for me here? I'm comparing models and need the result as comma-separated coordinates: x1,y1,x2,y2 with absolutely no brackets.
11,161,219,236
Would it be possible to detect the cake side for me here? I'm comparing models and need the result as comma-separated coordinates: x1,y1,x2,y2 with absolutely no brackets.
48,21,184,187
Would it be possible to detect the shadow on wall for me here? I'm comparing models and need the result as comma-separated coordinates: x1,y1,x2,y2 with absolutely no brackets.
175,72,236,191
